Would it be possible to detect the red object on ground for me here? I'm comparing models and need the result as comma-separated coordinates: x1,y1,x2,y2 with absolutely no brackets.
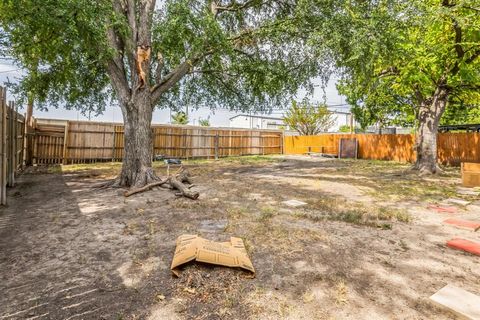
447,238,480,256
428,204,457,213
443,218,480,231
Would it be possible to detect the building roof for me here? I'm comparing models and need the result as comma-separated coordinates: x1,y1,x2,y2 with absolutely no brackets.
229,114,284,121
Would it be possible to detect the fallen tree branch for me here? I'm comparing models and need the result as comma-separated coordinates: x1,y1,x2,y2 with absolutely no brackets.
124,178,169,197
169,175,199,200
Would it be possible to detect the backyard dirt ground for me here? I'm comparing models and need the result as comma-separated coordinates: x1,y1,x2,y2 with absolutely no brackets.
1,155,479,320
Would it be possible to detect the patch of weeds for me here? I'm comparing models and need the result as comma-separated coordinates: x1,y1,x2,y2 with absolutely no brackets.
57,162,122,175
302,290,315,303
148,219,155,235
223,207,250,233
333,278,349,305
171,198,210,210
241,237,254,255
257,206,276,222
377,223,392,230
376,207,412,223
123,221,138,235
222,155,283,165
226,207,249,220
247,221,326,252
300,197,412,227
47,165,63,174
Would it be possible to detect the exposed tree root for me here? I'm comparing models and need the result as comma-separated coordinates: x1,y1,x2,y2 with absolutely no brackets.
123,167,198,199
92,179,122,189
124,178,169,197
410,163,444,175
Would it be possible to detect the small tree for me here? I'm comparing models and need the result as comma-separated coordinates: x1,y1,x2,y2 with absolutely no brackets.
172,111,188,125
283,100,335,135
338,125,351,133
198,117,210,127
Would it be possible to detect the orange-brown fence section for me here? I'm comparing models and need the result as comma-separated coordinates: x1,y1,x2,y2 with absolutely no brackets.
284,133,480,165
31,120,283,164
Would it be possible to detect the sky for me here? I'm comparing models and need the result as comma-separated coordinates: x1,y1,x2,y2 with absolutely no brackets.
0,59,349,127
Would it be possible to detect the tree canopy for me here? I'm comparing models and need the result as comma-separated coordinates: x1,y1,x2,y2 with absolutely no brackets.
0,0,329,114
324,0,480,128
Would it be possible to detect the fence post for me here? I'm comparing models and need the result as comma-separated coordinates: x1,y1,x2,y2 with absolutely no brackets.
63,121,69,165
22,112,26,167
32,118,37,166
12,103,18,172
112,128,116,162
262,135,265,155
280,132,284,155
0,88,6,205
214,133,219,160
7,103,15,187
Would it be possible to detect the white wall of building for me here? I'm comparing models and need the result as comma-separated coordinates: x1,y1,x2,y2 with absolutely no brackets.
230,112,353,132
330,112,352,132
230,116,286,130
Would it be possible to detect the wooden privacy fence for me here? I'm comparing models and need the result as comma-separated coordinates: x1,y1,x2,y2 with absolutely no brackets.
32,120,284,164
0,86,27,205
284,133,480,165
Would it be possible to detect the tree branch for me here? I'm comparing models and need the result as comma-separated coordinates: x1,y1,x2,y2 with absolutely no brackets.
105,7,130,104
211,0,259,17
465,49,480,64
150,50,214,102
452,19,464,58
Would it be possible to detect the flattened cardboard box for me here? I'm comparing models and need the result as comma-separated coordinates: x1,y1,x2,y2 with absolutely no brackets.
171,235,255,276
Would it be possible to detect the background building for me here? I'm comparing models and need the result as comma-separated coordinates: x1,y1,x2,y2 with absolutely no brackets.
230,110,355,132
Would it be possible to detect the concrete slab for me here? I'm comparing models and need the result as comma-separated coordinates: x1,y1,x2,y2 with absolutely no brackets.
430,284,480,320
446,198,471,206
456,187,479,196
428,204,458,214
447,238,480,256
283,199,307,207
443,218,480,232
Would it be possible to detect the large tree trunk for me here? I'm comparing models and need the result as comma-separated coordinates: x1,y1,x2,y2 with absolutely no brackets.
117,90,157,187
414,86,449,174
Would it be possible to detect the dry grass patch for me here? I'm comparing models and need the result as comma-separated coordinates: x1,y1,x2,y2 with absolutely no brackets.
295,196,412,228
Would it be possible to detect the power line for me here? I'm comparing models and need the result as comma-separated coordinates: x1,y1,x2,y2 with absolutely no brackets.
0,68,21,74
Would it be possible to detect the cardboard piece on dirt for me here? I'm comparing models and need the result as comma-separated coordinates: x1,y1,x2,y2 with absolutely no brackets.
171,235,255,277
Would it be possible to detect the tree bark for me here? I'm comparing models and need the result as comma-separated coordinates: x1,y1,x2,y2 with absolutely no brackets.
414,86,449,174
117,90,157,187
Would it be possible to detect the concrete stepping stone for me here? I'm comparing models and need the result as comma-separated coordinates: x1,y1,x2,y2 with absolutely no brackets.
443,218,480,231
447,238,480,256
446,198,471,206
430,284,480,319
283,199,307,207
428,204,457,214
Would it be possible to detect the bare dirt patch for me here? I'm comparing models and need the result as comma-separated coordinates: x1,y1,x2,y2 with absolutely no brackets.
1,156,479,319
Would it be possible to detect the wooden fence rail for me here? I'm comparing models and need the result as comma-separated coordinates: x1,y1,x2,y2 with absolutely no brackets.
31,120,284,164
0,86,28,205
284,133,480,165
